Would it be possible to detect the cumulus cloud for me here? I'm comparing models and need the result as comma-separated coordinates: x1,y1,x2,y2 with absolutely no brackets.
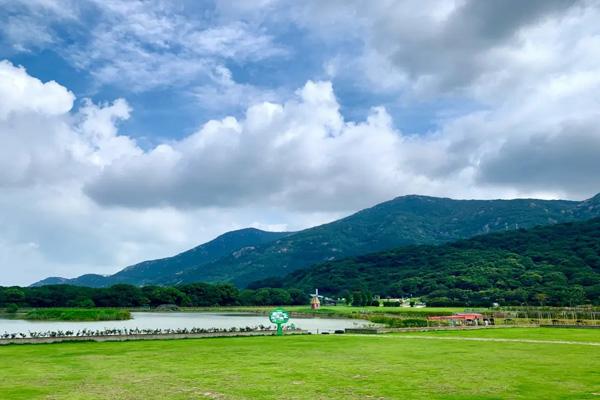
0,60,311,285
285,0,589,97
1,1,600,285
0,61,141,188
0,60,74,118
84,81,407,211
83,73,600,211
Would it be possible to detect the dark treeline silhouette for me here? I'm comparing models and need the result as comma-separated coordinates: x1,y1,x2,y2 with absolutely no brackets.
0,283,308,308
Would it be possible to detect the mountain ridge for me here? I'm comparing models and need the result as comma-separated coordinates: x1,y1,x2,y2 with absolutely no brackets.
31,228,291,287
32,192,600,288
169,194,599,286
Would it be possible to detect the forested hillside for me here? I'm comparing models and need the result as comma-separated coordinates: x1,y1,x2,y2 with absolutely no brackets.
172,194,600,286
32,193,600,288
276,218,600,306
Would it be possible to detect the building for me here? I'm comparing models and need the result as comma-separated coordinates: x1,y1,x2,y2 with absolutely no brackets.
310,289,321,310
427,313,488,326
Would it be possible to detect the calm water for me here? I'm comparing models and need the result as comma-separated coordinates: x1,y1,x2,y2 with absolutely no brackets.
0,312,373,334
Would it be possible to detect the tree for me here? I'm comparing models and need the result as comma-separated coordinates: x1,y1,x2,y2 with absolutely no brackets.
144,286,190,307
66,296,96,308
3,288,25,305
566,286,585,306
6,303,18,313
94,284,148,307
340,290,352,305
534,293,548,306
215,284,240,306
288,289,308,305
178,283,220,306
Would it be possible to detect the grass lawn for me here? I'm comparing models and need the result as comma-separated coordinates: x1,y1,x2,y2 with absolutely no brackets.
0,328,598,399
400,327,600,342
178,305,473,317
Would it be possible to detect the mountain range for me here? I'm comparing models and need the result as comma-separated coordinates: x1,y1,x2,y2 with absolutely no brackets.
32,193,600,288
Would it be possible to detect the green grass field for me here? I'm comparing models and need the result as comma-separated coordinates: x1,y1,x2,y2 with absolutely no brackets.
177,305,472,317
0,328,598,399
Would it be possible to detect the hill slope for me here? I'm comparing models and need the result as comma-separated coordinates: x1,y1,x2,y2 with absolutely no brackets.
32,228,291,287
32,193,600,288
169,194,600,287
279,218,600,306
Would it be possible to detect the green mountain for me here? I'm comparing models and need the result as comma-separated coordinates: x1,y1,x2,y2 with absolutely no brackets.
32,228,291,288
32,193,600,288
275,217,600,306
168,194,600,287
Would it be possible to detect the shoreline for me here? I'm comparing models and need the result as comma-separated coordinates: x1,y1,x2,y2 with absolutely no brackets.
0,329,308,346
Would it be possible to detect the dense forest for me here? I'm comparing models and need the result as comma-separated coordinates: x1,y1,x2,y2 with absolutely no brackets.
0,283,308,309
266,218,600,306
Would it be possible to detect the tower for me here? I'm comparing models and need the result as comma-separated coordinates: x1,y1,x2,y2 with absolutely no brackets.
310,288,321,310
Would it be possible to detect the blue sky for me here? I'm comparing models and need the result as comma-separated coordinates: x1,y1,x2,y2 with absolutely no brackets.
1,0,453,143
1,0,599,285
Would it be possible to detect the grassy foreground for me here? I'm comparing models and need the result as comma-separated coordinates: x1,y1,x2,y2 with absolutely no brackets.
0,328,599,399
23,308,131,321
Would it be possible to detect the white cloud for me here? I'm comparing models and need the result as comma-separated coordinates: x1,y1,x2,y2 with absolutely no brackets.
1,1,600,285
65,1,285,91
0,61,347,285
1,0,285,93
0,61,74,118
284,0,588,97
84,81,409,211
0,0,78,52
192,65,283,114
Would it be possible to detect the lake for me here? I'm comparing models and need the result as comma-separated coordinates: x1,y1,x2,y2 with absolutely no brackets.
0,312,373,335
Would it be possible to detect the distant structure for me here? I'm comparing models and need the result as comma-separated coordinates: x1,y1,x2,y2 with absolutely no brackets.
310,289,321,310
427,313,487,326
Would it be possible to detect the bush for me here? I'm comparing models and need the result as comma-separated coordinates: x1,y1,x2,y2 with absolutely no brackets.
400,318,428,327
368,315,430,328
6,303,18,313
74,298,95,308
383,301,401,307
425,297,455,307
24,308,131,321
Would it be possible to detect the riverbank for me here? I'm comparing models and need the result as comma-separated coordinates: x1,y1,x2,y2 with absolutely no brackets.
19,308,131,321
0,329,307,345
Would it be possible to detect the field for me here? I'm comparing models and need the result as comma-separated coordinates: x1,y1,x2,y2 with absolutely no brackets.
21,308,131,321
0,328,598,399
174,305,473,317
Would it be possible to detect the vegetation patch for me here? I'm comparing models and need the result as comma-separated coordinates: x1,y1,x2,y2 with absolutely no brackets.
368,315,429,328
282,218,600,306
23,308,131,321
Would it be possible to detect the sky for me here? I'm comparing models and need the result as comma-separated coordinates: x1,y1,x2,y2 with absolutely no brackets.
1,0,600,286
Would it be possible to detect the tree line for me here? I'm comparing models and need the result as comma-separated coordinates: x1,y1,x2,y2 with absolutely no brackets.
0,283,308,309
